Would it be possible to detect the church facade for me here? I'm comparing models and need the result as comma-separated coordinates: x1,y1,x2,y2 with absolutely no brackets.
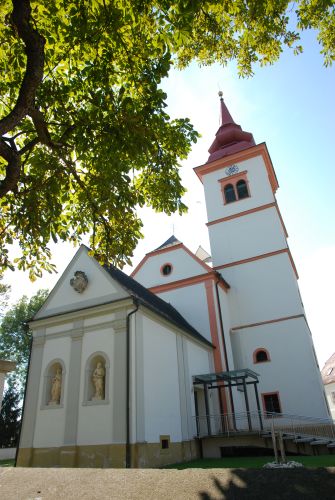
17,97,329,468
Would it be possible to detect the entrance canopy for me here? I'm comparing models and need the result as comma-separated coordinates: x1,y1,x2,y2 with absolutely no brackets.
193,368,259,387
193,369,263,433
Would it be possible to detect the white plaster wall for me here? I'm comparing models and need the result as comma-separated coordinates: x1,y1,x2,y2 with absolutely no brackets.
133,247,208,289
157,283,212,342
230,317,329,419
187,341,212,386
45,322,73,336
36,247,127,319
324,382,335,421
84,313,115,327
142,315,182,442
223,253,304,326
203,156,275,223
186,340,220,435
209,207,287,267
77,327,115,445
33,337,71,448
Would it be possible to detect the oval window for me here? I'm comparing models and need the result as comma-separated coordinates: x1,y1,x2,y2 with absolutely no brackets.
161,264,172,276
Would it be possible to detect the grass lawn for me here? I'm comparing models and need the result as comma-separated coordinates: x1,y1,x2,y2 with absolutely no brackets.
164,455,335,469
0,459,15,467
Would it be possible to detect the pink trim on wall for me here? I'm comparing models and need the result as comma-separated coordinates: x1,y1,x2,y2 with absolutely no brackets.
207,202,275,226
204,280,228,414
206,202,288,239
149,272,229,294
131,244,183,276
214,248,299,279
253,348,271,364
194,142,279,194
217,170,248,184
231,314,305,331
181,244,214,273
275,203,289,238
131,242,213,277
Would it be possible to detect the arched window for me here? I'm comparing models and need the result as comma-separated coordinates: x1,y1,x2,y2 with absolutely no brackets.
236,179,249,200
42,359,66,409
253,348,270,364
83,352,110,405
224,184,236,203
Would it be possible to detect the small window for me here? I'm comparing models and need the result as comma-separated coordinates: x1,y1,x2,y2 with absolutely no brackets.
224,184,236,203
263,393,281,414
161,263,172,276
218,171,251,206
160,435,170,450
236,179,249,200
327,367,333,376
254,348,270,363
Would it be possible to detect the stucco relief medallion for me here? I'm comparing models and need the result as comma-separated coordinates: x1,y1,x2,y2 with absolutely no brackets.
225,164,239,176
70,270,88,293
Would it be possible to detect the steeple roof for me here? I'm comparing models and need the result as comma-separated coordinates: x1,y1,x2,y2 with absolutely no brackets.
207,92,256,163
154,235,181,251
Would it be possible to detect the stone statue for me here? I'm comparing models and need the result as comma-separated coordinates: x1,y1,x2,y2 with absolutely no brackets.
49,367,62,405
92,361,105,400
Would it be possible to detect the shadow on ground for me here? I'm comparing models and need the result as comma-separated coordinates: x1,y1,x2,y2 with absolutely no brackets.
199,468,335,500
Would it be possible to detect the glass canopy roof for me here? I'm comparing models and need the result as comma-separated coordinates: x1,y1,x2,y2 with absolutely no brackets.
193,369,259,385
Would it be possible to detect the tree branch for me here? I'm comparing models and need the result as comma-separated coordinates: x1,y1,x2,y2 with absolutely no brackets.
0,0,45,136
0,140,21,197
0,0,45,197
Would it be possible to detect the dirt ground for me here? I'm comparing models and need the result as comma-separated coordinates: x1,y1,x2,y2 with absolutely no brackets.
1,467,335,500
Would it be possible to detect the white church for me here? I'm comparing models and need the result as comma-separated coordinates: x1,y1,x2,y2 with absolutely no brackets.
17,96,329,468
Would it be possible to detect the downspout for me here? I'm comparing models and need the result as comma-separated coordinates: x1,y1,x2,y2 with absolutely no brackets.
14,328,33,467
125,298,139,469
214,273,235,417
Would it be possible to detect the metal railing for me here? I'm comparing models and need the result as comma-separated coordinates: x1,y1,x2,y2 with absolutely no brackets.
194,411,335,443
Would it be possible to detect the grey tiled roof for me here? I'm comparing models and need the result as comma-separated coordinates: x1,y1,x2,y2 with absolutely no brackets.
153,235,181,251
104,264,213,348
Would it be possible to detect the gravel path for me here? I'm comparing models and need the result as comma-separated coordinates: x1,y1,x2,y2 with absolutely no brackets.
1,467,335,500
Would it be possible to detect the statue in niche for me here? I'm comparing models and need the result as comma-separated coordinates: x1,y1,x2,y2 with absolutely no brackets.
92,361,105,400
49,367,62,405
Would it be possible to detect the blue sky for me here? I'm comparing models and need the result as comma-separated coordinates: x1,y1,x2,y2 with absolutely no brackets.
4,28,335,366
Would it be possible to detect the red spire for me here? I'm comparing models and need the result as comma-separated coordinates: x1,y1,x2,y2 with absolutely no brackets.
207,92,255,163
219,91,235,125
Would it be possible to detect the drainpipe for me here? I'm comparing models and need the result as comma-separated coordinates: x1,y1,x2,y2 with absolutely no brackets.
214,273,235,417
14,328,33,467
125,299,139,469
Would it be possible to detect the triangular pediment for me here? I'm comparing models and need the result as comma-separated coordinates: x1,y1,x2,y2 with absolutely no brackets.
34,246,129,320
131,241,212,290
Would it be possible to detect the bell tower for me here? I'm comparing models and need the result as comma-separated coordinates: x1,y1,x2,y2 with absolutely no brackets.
194,93,328,419
195,92,287,275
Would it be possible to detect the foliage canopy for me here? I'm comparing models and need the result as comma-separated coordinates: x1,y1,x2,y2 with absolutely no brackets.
0,289,48,394
0,0,334,277
0,386,21,448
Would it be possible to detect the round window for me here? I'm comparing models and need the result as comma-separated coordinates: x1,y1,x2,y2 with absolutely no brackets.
161,264,172,276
